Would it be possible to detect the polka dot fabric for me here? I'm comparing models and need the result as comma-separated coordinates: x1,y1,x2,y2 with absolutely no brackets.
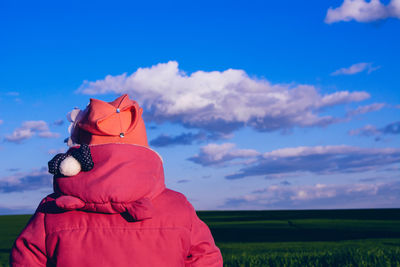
48,153,69,175
70,144,94,172
48,144,94,176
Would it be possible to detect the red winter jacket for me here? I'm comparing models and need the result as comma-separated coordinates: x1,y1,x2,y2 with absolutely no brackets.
10,144,223,267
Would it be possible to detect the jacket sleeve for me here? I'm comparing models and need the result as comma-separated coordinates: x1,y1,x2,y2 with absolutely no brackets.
10,201,47,267
185,204,223,267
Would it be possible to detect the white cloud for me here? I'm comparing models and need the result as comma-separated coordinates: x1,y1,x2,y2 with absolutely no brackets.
78,61,370,133
262,183,377,201
5,128,34,143
349,124,380,137
38,131,60,138
223,182,400,209
349,121,400,139
0,167,52,193
0,119,3,125
262,145,398,159
22,121,49,132
5,120,60,143
346,103,385,116
190,143,400,179
188,143,260,166
262,145,355,158
325,0,400,24
331,62,380,76
230,145,400,179
318,91,370,107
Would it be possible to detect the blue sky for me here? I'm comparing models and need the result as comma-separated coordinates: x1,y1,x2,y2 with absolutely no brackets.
0,0,399,214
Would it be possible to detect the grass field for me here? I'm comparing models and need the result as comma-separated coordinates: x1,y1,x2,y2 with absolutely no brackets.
199,209,400,266
1,209,400,266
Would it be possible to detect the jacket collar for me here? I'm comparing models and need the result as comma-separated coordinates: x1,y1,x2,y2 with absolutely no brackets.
53,143,165,218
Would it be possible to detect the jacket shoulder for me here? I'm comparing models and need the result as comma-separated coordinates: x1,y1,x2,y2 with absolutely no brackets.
152,188,196,226
160,188,189,200
155,188,192,208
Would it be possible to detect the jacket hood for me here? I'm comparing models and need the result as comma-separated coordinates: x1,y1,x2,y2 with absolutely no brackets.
53,143,165,219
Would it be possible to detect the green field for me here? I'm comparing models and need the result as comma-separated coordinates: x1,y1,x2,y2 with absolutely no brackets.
1,209,400,267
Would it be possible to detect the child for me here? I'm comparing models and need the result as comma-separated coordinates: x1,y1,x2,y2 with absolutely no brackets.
10,94,223,267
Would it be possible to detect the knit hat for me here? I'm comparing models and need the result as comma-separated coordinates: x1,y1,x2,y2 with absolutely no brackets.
75,94,149,147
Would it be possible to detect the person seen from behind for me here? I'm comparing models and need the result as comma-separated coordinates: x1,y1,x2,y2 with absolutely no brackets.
10,94,223,267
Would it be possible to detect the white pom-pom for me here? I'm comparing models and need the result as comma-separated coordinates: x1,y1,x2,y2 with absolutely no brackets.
59,156,81,176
